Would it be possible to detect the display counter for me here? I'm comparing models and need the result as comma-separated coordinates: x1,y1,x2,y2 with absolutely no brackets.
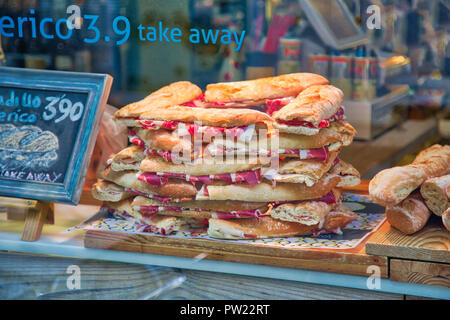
1,188,448,300
0,0,449,304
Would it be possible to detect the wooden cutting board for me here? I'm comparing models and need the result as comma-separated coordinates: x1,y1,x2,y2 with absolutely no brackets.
365,215,450,264
84,229,388,277
83,182,388,277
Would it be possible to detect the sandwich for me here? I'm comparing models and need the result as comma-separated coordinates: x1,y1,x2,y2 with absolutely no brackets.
138,155,264,186
207,204,358,239
92,73,363,242
262,151,339,186
102,198,138,221
101,198,207,235
269,155,360,189
196,173,341,202
272,85,345,135
329,159,361,187
92,180,133,202
116,103,273,137
132,196,270,219
203,73,328,108
135,215,207,235
114,81,203,121
114,81,274,145
269,189,342,225
129,128,193,153
206,120,356,161
102,166,198,199
109,145,146,172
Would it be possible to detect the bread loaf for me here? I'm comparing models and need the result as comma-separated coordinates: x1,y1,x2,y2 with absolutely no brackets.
420,174,450,216
385,192,431,234
369,145,450,206
442,207,450,231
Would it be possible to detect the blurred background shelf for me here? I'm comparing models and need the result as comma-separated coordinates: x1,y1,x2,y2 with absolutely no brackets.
340,117,440,179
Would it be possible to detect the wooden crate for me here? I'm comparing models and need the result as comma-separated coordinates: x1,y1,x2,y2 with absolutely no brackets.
366,216,450,288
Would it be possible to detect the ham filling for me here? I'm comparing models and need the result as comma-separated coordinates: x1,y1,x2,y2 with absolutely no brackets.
135,205,267,219
208,145,330,161
207,145,274,157
279,146,329,162
103,208,134,220
136,223,174,235
182,94,206,108
138,168,263,186
184,94,268,108
265,96,296,115
277,107,345,129
145,148,181,162
125,188,190,203
127,134,194,162
136,119,256,142
129,128,330,162
176,123,256,142
271,191,340,207
128,129,146,148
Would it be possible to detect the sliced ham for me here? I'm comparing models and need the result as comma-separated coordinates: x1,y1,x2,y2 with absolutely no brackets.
138,168,263,186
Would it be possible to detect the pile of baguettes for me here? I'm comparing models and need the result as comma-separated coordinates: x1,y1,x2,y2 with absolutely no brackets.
91,73,363,239
369,144,450,234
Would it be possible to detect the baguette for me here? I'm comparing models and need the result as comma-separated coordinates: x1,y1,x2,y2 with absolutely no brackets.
330,159,361,187
132,196,269,213
110,146,146,172
137,215,207,235
134,128,192,152
369,145,450,206
442,207,450,231
102,167,198,198
273,85,344,126
275,120,355,149
207,204,357,239
270,189,341,225
265,151,338,186
206,120,355,155
114,81,202,119
103,198,137,219
196,173,341,202
92,181,132,202
420,174,450,216
204,73,328,107
385,192,431,235
104,198,207,234
138,105,273,129
133,202,268,220
140,155,262,176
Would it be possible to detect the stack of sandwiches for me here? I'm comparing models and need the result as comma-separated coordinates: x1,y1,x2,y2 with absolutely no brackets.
369,144,450,234
92,73,362,239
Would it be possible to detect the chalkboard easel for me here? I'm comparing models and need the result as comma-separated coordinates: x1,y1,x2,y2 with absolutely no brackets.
0,67,112,241
0,197,54,241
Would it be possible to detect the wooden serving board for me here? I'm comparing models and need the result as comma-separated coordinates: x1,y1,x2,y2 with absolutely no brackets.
83,182,387,277
365,215,450,264
84,230,388,277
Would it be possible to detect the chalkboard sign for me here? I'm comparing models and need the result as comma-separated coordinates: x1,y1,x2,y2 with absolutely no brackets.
0,67,112,204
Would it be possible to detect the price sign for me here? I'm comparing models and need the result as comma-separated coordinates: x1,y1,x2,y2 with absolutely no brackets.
0,67,112,204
